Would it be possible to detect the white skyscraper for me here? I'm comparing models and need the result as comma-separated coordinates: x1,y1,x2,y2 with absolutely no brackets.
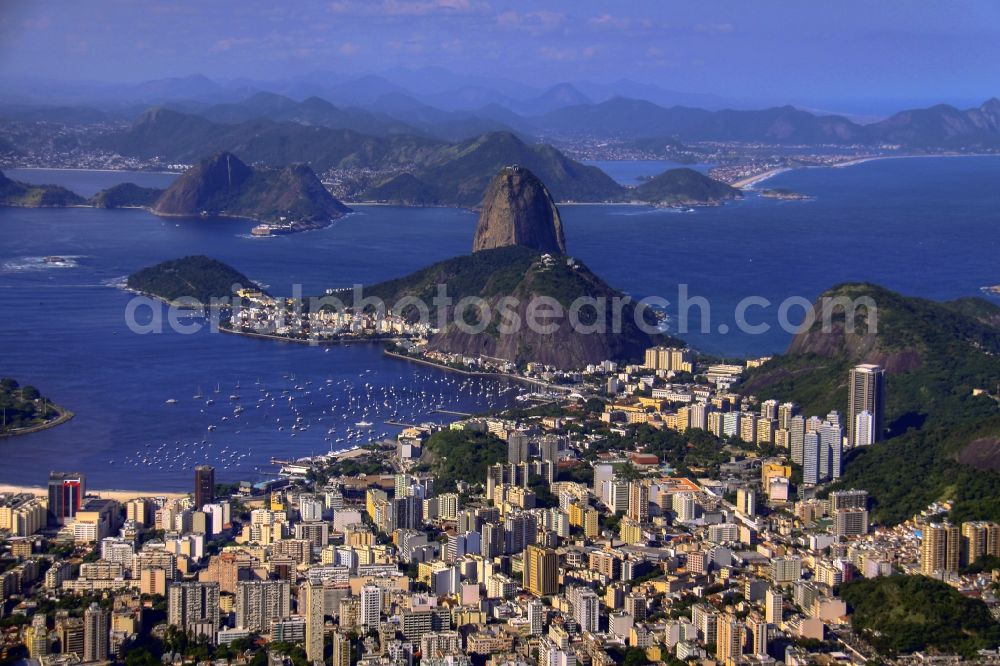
854,410,875,447
528,598,544,635
803,431,820,485
789,415,806,465
849,364,885,447
819,420,844,480
360,584,383,629
299,496,324,522
572,587,600,633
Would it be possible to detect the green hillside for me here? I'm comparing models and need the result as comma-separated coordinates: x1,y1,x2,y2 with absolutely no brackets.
363,131,624,205
742,283,1000,524
0,378,60,433
127,255,260,305
90,182,164,208
152,152,350,223
630,167,741,206
0,170,85,207
419,429,507,493
365,246,657,369
840,575,1000,657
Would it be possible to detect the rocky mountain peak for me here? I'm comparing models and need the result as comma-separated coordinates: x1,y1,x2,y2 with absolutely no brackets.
472,166,566,255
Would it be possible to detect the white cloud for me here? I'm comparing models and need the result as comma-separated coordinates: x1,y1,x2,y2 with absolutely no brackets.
496,10,565,33
538,45,597,62
211,37,255,53
696,22,735,34
329,0,489,16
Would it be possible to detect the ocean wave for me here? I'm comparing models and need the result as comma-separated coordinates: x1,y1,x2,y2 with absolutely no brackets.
1,255,83,272
610,207,696,217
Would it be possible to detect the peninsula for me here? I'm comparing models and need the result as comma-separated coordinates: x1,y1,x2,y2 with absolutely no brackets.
0,377,73,437
126,255,262,306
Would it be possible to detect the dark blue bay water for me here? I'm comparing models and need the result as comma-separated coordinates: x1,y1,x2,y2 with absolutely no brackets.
2,157,1000,489
584,159,714,184
4,168,179,198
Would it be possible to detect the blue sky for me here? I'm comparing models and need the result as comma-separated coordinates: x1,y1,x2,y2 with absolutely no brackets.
1,0,998,105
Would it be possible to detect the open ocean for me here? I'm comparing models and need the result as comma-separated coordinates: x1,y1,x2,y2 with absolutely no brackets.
2,157,1000,489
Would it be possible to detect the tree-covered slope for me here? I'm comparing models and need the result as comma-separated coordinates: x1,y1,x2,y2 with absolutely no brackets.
841,575,1000,657
365,246,657,369
89,182,164,208
742,283,1000,524
0,378,60,433
127,255,260,304
630,167,741,206
363,131,624,206
419,429,507,493
151,152,350,222
0,170,85,207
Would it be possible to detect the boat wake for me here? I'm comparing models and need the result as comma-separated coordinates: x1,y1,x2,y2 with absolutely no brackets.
1,255,84,272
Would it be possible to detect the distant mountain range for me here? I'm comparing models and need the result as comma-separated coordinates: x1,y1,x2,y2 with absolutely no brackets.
97,109,762,207
531,97,1000,148
4,69,998,149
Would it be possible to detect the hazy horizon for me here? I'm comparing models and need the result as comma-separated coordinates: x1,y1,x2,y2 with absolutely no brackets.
2,0,999,115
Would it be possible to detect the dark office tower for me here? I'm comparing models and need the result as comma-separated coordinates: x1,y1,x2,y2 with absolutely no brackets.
48,472,86,526
848,364,885,447
194,465,215,509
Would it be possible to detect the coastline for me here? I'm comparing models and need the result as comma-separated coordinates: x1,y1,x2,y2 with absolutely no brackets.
735,152,1000,190
731,168,793,190
220,325,409,346
0,404,74,439
4,166,181,175
0,483,187,501
383,349,573,393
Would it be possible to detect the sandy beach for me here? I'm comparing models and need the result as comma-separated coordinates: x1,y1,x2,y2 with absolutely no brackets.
736,153,1000,190
732,167,793,190
0,483,187,501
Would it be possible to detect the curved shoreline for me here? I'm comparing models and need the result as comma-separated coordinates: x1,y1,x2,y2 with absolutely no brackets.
219,325,409,346
735,152,1000,190
0,404,74,439
382,349,573,393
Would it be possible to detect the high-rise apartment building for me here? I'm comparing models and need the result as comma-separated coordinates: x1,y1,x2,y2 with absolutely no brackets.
789,416,805,465
528,598,545,635
47,472,85,526
235,580,291,633
83,603,109,663
802,431,820,485
194,465,215,509
301,579,325,663
626,481,649,522
524,545,559,596
360,584,383,629
715,613,744,665
848,364,885,447
167,581,221,631
921,522,960,575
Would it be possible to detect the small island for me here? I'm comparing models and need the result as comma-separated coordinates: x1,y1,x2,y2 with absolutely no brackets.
126,255,263,306
90,182,164,209
629,167,742,207
0,377,73,437
151,152,351,232
759,187,812,200
0,154,351,237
